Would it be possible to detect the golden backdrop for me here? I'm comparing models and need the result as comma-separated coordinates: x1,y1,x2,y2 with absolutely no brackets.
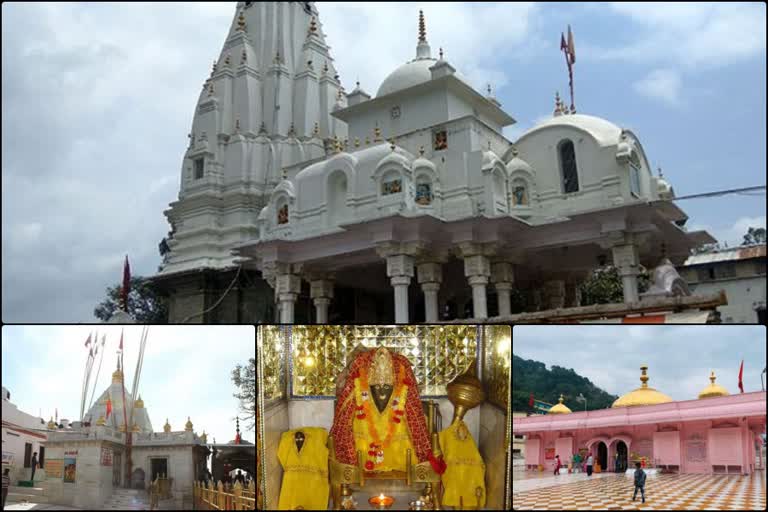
483,325,511,410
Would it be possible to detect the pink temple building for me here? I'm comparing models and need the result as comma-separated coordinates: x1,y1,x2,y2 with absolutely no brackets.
513,366,767,475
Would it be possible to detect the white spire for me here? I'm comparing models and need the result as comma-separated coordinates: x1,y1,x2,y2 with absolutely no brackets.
416,10,431,60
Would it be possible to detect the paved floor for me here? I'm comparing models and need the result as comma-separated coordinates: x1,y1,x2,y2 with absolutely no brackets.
4,504,83,511
513,472,766,510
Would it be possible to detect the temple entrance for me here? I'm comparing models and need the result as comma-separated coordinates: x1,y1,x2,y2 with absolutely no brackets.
151,457,168,481
616,441,628,473
597,442,607,471
113,452,122,487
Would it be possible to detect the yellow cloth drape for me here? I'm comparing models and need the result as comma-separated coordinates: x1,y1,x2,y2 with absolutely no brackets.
277,427,329,510
353,379,414,472
438,420,486,509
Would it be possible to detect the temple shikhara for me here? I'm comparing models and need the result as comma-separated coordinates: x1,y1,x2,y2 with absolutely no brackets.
513,365,767,475
153,1,717,324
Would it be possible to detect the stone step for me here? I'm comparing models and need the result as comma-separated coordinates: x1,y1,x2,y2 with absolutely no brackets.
6,492,50,504
8,485,45,495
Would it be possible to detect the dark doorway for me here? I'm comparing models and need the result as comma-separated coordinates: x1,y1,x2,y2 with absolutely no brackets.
39,446,45,468
616,441,628,473
597,442,607,470
24,443,32,468
151,458,168,481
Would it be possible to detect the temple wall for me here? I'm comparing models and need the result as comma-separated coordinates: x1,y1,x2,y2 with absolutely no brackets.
479,403,506,511
263,400,288,510
44,441,114,509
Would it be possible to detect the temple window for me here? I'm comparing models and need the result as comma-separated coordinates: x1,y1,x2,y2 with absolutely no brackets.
512,180,528,206
415,182,433,205
193,158,204,180
382,176,402,196
277,203,289,225
629,161,641,197
558,139,579,193
433,130,447,151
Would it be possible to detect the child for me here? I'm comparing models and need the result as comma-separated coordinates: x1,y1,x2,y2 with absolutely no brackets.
554,455,561,475
632,462,646,503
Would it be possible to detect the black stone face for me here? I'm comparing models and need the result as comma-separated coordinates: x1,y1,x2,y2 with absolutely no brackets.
294,431,305,453
370,384,393,414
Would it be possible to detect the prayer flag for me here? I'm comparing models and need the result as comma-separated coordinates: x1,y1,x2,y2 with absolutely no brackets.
121,255,131,311
85,333,92,347
560,32,567,52
106,397,112,419
567,24,576,64
119,329,124,352
738,360,744,393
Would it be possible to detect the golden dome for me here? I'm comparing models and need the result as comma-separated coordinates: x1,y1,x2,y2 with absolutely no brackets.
612,365,673,408
132,423,141,433
119,423,127,433
96,415,106,426
112,368,124,384
698,371,730,399
185,416,194,432
164,419,171,433
200,431,208,444
548,394,572,414
47,417,56,430
134,395,144,408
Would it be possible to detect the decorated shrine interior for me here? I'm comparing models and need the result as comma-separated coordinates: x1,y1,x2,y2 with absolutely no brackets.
256,325,511,510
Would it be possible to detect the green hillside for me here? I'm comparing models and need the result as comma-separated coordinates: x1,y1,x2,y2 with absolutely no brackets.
512,354,619,412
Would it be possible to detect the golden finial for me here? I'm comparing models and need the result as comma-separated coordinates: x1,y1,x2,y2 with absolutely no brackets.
309,16,317,34
237,11,247,32
185,416,194,432
163,418,171,433
439,47,444,60
373,124,382,142
313,122,319,137
419,145,425,157
47,417,56,430
200,430,208,444
389,137,396,151
354,137,360,148
134,394,144,408
709,370,717,384
365,136,370,145
225,54,231,66
96,415,106,426
554,91,562,115
639,365,649,388
418,10,427,43
355,80,360,90
333,135,341,153
132,423,141,433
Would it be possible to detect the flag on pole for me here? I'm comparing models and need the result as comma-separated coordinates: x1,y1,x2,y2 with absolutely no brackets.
119,329,124,352
55,408,58,423
121,255,131,311
567,24,576,64
560,32,567,52
106,396,112,419
529,392,534,407
738,360,744,393
85,333,92,347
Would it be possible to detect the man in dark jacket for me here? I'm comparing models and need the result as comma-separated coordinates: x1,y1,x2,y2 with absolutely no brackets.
30,452,38,482
632,462,646,503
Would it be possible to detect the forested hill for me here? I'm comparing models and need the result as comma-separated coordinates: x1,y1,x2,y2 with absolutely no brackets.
512,354,619,412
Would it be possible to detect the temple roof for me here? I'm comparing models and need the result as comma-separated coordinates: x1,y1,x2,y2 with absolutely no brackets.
547,394,572,414
698,370,730,399
612,365,673,408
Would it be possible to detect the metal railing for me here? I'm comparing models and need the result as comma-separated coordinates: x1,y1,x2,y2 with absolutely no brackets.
193,480,255,510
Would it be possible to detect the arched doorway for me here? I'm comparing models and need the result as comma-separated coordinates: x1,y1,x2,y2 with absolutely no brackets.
597,442,608,471
616,441,628,473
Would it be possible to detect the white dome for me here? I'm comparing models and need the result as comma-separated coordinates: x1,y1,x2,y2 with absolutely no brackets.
518,114,623,147
377,59,437,97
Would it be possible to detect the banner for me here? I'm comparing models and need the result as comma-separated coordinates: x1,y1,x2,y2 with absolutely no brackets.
545,447,555,460
45,459,64,479
101,447,113,466
64,458,77,483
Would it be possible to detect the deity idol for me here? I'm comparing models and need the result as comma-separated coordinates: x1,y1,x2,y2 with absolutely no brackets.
330,346,447,475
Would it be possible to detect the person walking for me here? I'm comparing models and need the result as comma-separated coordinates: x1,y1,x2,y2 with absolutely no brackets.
632,462,646,503
553,455,561,475
2,468,10,510
585,452,594,476
30,452,38,482
574,452,582,473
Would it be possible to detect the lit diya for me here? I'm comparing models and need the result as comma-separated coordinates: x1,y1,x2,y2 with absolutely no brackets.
368,493,395,509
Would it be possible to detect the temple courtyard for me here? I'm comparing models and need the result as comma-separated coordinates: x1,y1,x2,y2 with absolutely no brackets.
513,471,766,510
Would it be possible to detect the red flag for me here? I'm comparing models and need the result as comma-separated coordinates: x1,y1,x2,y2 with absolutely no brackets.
121,255,131,311
119,329,124,351
738,360,744,393
84,333,92,347
106,397,112,419
560,32,567,52
529,393,534,407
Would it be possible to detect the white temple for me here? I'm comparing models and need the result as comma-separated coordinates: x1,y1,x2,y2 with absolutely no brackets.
84,360,153,434
154,2,714,323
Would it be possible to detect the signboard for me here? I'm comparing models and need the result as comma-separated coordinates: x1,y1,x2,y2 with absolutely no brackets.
2,451,14,465
101,447,113,466
64,458,77,483
45,459,64,479
534,400,553,413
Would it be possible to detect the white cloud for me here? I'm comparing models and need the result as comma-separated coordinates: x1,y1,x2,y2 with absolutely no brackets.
633,69,682,106
690,214,766,247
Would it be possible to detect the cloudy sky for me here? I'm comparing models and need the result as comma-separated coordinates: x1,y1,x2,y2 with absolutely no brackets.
2,2,765,322
513,325,767,403
1,326,255,459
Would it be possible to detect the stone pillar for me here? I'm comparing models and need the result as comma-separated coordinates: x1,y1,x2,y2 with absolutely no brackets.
457,243,494,320
612,243,640,303
491,262,514,317
273,264,302,323
377,242,425,324
543,280,566,310
309,277,334,324
417,261,443,322
565,280,582,308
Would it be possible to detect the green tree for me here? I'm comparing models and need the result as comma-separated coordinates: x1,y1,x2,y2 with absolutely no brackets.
579,266,650,306
232,358,256,432
742,227,766,246
93,276,168,323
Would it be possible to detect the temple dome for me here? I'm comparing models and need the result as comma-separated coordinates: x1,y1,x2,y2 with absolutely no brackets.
698,371,729,399
518,113,623,147
612,364,673,408
548,394,572,414
377,58,437,97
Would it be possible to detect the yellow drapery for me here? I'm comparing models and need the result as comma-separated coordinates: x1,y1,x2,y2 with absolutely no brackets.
353,376,415,472
277,427,329,510
438,420,486,509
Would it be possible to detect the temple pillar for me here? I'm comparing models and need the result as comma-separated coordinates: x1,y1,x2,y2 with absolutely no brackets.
565,279,582,308
267,263,302,323
612,242,640,303
457,243,495,320
543,280,566,310
377,242,426,323
491,262,514,317
417,258,445,323
309,276,335,324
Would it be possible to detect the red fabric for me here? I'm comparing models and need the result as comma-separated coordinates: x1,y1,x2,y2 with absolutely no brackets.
119,330,124,351
560,32,567,51
329,350,443,473
529,393,534,407
106,398,112,419
738,360,744,393
121,255,131,311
